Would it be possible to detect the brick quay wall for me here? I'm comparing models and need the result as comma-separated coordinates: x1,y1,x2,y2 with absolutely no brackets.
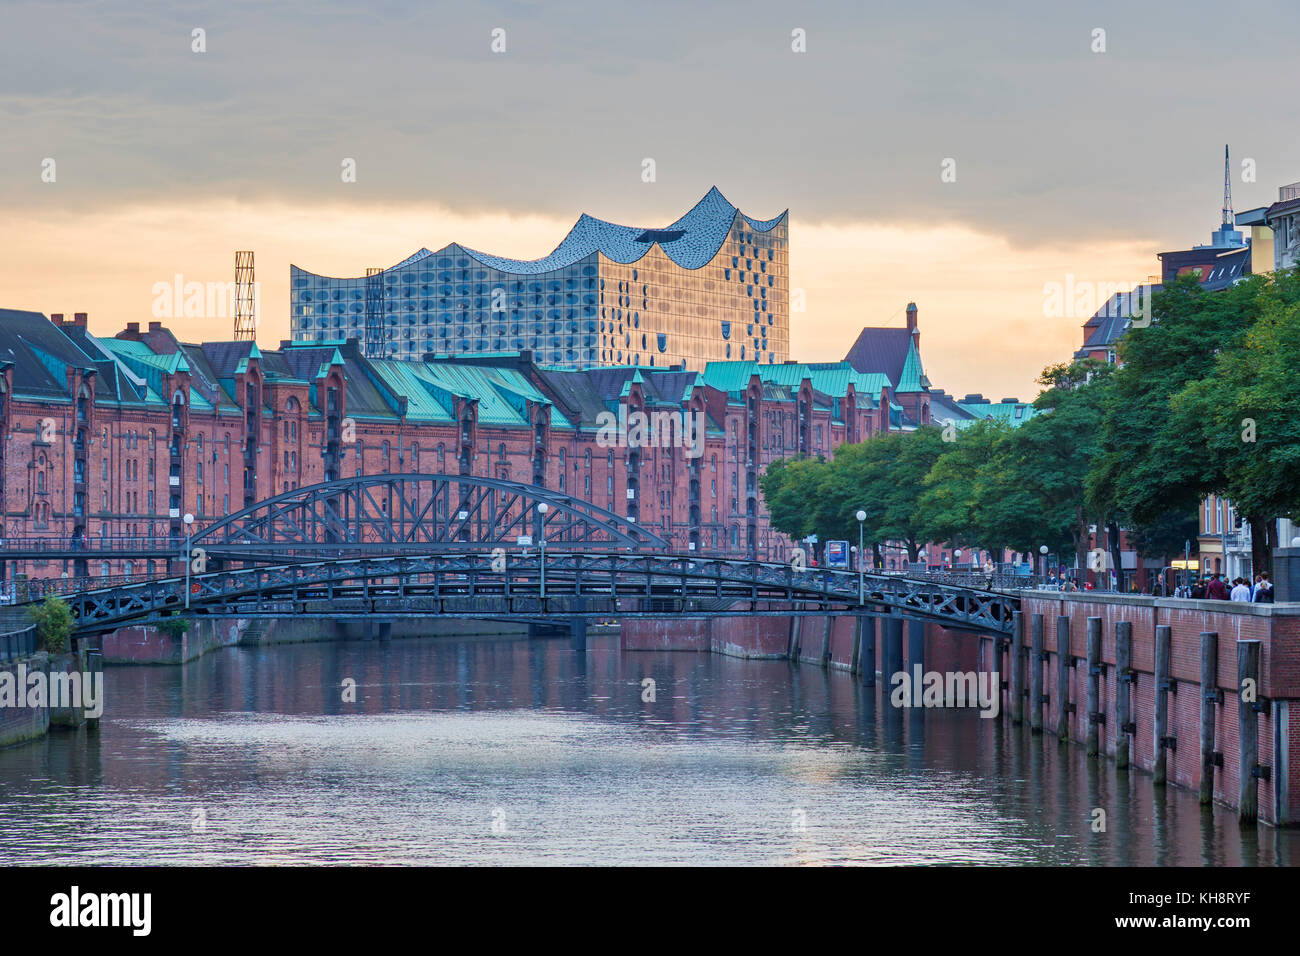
621,591,1300,826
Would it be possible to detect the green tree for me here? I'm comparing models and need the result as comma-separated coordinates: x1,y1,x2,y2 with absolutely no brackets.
32,594,74,654
1170,270,1300,571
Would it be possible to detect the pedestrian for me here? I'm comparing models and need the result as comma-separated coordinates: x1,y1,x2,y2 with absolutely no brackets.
1206,573,1229,600
1230,577,1251,602
1190,578,1207,600
1254,571,1274,603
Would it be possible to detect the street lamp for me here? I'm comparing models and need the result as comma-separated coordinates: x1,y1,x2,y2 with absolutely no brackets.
1039,544,1048,583
855,509,866,603
183,512,195,609
536,502,549,599
953,549,962,569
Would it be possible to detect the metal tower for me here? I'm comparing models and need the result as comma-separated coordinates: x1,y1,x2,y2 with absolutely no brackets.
234,251,257,341
364,266,385,358
1222,144,1234,228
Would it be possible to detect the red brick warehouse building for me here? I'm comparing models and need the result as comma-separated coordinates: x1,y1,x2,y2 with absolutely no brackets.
0,307,912,584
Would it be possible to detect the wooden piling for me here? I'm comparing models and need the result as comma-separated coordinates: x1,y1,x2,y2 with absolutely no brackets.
1153,625,1172,786
1085,616,1101,757
1115,621,1132,770
1238,639,1261,825
788,616,801,661
1010,610,1025,725
821,616,833,665
1029,613,1044,734
988,635,1003,718
1055,615,1070,740
1199,631,1219,806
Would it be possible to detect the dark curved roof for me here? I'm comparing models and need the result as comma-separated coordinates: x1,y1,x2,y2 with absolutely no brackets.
293,187,786,279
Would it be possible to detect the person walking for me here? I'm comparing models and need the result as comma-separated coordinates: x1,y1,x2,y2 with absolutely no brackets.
1206,573,1230,600
1190,577,1207,600
1254,572,1274,603
1230,577,1251,602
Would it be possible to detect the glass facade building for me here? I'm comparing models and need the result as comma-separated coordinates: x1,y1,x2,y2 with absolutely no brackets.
289,187,789,371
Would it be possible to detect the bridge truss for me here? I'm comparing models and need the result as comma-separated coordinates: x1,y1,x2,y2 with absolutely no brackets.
63,552,1018,637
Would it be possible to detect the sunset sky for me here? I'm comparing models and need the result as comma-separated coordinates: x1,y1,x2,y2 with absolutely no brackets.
3,0,1297,400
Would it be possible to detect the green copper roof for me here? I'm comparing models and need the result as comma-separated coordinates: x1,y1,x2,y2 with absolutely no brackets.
957,400,1038,426
896,337,929,393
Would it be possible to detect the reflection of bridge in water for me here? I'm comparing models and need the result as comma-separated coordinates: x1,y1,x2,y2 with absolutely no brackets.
3,475,1017,639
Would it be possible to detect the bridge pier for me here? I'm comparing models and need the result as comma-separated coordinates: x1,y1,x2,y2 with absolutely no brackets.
857,616,875,687
569,597,587,652
906,620,924,678
883,616,903,690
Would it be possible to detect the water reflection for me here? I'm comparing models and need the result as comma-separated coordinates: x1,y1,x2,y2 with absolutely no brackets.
0,634,1292,866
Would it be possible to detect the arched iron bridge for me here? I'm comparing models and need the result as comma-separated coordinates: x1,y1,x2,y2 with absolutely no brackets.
0,473,669,561
60,551,1018,638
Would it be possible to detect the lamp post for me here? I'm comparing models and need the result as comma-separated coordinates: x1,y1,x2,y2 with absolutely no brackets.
183,512,195,610
855,510,866,603
918,551,927,575
1039,544,1048,584
536,502,549,599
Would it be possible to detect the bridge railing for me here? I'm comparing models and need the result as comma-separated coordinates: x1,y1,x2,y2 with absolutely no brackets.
0,624,37,662
0,535,185,554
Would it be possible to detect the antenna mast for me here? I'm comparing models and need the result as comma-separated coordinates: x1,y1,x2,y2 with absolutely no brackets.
234,251,257,341
1222,144,1234,228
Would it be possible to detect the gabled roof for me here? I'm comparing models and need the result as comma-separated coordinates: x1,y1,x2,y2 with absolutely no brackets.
0,310,99,400
844,326,923,392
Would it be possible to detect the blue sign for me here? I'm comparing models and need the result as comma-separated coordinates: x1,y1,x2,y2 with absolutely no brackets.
826,540,849,568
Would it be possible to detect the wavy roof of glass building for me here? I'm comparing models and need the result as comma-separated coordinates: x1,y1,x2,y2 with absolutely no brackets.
294,187,786,279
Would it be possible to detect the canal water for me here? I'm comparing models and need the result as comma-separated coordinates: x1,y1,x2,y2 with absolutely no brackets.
0,634,1294,866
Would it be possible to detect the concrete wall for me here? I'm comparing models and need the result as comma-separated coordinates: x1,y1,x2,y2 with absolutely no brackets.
100,617,247,664
0,653,51,748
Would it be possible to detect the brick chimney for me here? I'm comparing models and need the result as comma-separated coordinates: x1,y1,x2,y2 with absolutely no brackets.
118,322,142,341
50,313,64,324
72,312,87,327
